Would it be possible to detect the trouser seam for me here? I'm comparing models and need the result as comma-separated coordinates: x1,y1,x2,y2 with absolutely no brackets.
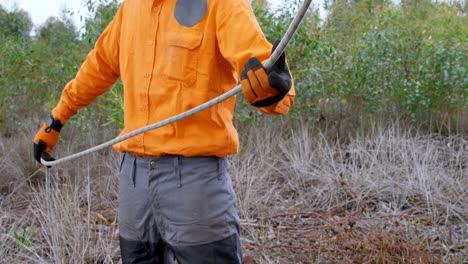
217,157,223,180
175,156,181,188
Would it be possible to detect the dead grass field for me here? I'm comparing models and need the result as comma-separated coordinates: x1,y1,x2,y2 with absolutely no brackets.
0,117,467,263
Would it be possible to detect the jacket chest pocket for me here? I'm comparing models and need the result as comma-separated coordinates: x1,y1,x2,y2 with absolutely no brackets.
164,29,203,86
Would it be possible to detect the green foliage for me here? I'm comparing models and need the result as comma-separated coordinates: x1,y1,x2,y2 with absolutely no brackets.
0,1,122,134
0,5,33,44
0,33,30,128
252,0,467,126
37,17,77,55
13,227,35,249
81,0,124,130
83,0,121,45
0,10,86,132
0,6,35,129
0,0,466,135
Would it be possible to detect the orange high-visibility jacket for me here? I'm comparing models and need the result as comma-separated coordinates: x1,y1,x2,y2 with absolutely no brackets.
52,0,295,157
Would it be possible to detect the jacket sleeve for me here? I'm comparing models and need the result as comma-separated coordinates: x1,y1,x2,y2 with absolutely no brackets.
215,0,295,115
51,2,125,124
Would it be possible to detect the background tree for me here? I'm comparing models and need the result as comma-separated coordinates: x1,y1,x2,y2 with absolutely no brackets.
37,16,77,55
83,0,121,45
0,5,32,44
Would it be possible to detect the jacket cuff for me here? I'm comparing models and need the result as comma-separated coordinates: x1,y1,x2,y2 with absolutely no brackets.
52,100,77,125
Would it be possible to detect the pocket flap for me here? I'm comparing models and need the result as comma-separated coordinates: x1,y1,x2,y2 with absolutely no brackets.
168,30,203,50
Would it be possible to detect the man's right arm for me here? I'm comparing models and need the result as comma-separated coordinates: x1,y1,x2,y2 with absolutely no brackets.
51,1,126,124
33,2,125,164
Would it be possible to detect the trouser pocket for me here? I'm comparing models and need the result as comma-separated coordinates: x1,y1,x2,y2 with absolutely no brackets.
119,153,126,173
119,153,136,187
153,156,238,245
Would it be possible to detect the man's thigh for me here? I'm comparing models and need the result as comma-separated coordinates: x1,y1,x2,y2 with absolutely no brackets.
147,155,242,262
118,153,166,263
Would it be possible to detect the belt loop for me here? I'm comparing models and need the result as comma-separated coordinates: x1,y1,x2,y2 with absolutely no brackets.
174,156,181,188
132,154,137,188
217,157,223,180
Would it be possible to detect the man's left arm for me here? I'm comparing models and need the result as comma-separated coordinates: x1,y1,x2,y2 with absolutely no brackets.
215,0,295,115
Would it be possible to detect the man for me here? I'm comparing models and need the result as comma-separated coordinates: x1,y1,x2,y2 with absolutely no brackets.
33,0,294,263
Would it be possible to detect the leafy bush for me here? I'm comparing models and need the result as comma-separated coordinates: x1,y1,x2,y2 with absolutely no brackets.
0,0,466,134
253,0,467,130
0,2,120,134
81,0,124,130
0,5,88,134
0,5,32,44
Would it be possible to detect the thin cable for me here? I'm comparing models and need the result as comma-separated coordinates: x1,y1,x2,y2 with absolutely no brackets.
42,0,313,166
86,157,91,257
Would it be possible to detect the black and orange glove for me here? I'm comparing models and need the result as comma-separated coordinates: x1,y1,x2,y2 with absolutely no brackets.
241,40,292,107
33,114,63,167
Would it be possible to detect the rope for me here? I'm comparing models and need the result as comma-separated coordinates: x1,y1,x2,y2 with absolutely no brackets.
41,0,313,167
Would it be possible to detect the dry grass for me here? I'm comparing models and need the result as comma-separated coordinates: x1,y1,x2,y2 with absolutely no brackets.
0,117,467,263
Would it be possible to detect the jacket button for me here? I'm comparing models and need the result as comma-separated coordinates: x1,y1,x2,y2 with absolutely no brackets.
141,105,146,111
148,40,153,46
150,161,156,168
144,73,149,78
153,7,159,12
136,136,141,142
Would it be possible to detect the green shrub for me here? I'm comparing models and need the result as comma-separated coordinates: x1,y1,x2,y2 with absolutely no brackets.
253,0,467,128
1,0,466,134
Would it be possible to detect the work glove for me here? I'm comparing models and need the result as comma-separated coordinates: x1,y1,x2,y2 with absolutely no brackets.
33,114,63,167
241,40,292,107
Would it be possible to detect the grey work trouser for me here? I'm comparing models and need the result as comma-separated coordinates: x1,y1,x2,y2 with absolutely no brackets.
118,152,242,264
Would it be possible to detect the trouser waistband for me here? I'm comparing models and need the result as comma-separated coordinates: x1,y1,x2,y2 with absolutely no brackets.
121,152,227,188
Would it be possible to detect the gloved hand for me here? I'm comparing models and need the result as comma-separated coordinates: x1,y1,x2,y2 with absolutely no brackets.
241,40,292,107
33,114,63,167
